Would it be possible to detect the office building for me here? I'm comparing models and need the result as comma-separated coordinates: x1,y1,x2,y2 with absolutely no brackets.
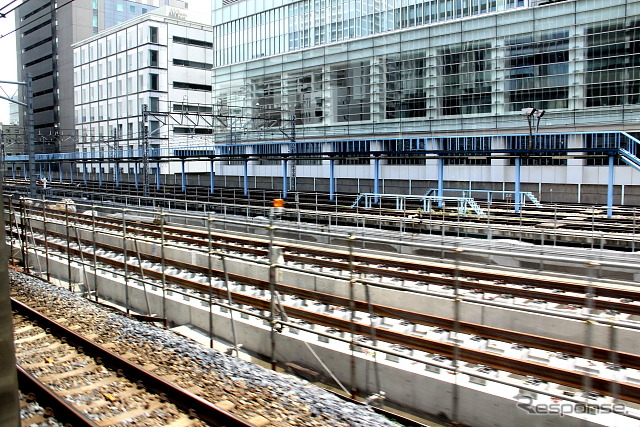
73,6,213,177
15,0,188,153
208,0,640,204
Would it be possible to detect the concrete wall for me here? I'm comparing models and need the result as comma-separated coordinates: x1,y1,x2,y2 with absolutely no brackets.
32,216,640,355
26,250,626,427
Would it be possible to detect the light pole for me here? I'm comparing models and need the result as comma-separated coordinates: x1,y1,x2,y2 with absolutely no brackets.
521,107,545,151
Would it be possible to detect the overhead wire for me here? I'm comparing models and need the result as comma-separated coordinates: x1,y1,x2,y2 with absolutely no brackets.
0,0,31,19
0,0,75,39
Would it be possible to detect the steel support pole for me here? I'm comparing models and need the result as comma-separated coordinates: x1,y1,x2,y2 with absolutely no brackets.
374,157,380,205
141,104,150,198
134,162,139,188
115,161,120,187
98,161,103,187
243,160,248,196
209,160,215,194
69,162,74,184
181,159,186,193
156,161,161,191
83,162,87,185
515,156,521,213
437,157,444,208
329,158,335,201
26,73,36,198
282,159,288,198
607,154,615,218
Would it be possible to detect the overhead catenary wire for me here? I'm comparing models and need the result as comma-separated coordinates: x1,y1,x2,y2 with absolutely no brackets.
0,0,75,39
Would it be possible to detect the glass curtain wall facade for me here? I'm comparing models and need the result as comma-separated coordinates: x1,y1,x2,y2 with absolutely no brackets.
211,0,640,145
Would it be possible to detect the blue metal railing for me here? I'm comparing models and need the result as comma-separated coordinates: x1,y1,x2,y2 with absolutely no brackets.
7,131,640,169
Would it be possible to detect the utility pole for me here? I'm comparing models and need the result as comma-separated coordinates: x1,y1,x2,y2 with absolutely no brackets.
0,74,35,198
141,104,149,198
289,115,296,192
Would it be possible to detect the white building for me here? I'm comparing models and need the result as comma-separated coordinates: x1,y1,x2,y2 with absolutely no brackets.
73,6,213,177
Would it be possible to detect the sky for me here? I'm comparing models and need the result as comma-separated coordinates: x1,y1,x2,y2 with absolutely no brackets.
0,13,18,125
0,0,212,125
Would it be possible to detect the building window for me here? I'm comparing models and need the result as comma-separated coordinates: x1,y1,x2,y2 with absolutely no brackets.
506,32,569,111
150,26,158,44
149,50,159,67
149,74,159,90
117,3,124,12
386,50,429,119
438,43,492,116
173,59,213,70
332,61,371,123
286,70,324,125
129,5,136,13
149,97,159,112
586,20,640,107
172,36,212,48
173,82,212,91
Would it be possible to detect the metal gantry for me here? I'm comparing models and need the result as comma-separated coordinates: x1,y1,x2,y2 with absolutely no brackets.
0,74,35,197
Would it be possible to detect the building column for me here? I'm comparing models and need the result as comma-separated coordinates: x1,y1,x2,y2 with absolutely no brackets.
282,159,288,198
156,161,161,191
373,156,380,205
329,158,335,201
181,159,186,193
210,160,215,194
607,154,614,218
243,160,249,196
515,156,521,213
437,157,444,208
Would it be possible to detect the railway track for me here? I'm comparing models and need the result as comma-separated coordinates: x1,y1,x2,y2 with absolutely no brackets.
13,297,253,427
7,203,640,410
10,203,640,316
11,271,397,427
5,179,640,239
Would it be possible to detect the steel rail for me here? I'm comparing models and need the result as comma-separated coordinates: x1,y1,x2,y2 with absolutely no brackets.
11,298,256,427
17,236,640,404
17,365,99,427
5,188,639,242
16,205,640,295
8,195,636,266
12,216,640,316
23,225,640,368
